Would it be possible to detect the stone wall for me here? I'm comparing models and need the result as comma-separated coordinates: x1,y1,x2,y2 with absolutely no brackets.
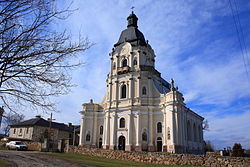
68,146,250,167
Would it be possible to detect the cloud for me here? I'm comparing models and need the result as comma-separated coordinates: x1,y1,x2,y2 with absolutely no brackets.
204,109,250,149
11,0,250,150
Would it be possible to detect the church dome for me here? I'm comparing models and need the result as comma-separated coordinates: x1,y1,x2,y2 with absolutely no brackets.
114,12,147,47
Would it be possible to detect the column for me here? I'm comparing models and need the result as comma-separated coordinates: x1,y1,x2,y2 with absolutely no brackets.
111,113,117,150
163,110,168,151
79,116,85,145
108,82,113,108
148,111,154,151
92,111,98,148
129,78,133,104
103,112,110,149
126,112,132,151
135,113,141,151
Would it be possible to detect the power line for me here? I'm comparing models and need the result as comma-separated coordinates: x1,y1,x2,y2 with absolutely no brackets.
233,0,250,69
228,0,250,84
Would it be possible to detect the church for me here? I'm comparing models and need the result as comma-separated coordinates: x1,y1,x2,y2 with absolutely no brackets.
79,12,204,154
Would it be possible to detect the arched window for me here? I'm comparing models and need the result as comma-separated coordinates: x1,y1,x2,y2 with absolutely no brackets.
122,59,127,67
119,118,125,128
133,59,137,66
121,85,126,98
198,126,201,142
157,122,162,133
100,126,103,135
187,121,191,141
86,133,90,141
142,132,147,141
193,124,197,142
142,86,147,95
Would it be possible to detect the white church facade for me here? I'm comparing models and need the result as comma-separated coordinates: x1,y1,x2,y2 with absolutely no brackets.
79,12,204,154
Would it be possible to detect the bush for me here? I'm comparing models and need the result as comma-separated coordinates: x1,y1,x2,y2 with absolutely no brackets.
232,143,244,157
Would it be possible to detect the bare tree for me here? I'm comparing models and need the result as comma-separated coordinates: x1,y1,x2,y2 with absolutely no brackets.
204,140,215,152
0,0,91,112
202,120,209,131
1,112,25,136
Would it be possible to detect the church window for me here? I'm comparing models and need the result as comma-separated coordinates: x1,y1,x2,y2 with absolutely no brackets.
142,132,147,141
100,126,103,135
193,124,197,142
122,59,128,67
86,133,90,141
157,122,162,133
120,118,125,128
198,125,201,142
187,121,191,141
133,58,137,66
121,85,126,98
142,86,147,95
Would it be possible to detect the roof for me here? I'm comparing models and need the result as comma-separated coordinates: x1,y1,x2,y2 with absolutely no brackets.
10,117,73,132
153,78,171,94
114,12,147,47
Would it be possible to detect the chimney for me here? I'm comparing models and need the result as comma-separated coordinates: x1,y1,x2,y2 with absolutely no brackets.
68,123,72,127
35,115,41,118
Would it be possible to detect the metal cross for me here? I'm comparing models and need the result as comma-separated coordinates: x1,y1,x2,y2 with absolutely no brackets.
131,6,135,12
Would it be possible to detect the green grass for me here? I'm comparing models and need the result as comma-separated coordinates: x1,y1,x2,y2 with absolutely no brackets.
47,152,196,167
0,146,8,150
0,159,11,167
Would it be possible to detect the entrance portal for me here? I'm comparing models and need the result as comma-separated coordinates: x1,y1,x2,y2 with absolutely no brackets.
99,138,102,149
118,136,125,151
157,137,162,152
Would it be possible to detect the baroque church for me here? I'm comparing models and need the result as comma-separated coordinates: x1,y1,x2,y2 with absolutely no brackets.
79,12,204,154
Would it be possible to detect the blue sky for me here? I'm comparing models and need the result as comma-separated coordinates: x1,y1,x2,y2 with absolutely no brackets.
21,0,250,150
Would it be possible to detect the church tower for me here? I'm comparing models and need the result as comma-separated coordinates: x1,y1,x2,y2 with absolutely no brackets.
79,12,204,154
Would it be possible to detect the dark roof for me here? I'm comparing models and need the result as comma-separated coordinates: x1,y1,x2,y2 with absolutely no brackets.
10,117,73,132
114,12,147,47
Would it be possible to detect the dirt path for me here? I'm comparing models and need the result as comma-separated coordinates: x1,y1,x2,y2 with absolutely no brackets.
0,150,99,167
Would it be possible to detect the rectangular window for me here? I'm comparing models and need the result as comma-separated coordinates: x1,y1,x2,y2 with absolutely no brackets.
26,128,29,134
14,129,16,134
19,129,22,134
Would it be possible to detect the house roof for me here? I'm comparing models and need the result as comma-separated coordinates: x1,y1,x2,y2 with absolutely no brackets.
10,117,73,132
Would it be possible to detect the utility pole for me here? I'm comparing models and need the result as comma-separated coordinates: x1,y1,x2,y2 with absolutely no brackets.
47,113,55,151
0,106,4,129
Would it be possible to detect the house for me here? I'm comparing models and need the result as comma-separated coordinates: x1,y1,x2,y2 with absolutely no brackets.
9,115,78,146
79,12,204,154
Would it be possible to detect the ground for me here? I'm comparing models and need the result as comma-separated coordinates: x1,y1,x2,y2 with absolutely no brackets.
0,150,196,167
0,150,97,167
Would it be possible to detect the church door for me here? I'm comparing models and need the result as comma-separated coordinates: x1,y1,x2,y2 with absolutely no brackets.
157,137,162,152
99,138,102,149
118,136,125,151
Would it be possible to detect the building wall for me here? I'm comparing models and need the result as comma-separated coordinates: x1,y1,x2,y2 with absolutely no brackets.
10,126,71,142
79,39,204,154
9,126,34,140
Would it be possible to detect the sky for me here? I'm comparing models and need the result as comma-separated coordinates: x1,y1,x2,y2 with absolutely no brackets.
17,0,250,150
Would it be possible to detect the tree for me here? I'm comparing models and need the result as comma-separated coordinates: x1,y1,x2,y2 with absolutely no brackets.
232,143,244,157
204,140,215,152
202,120,209,131
0,0,91,112
1,112,25,136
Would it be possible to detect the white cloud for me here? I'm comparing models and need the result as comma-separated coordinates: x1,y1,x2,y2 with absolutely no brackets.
10,0,250,149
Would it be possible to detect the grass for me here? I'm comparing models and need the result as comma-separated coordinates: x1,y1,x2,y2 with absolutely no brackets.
47,152,196,167
0,146,8,150
0,159,11,167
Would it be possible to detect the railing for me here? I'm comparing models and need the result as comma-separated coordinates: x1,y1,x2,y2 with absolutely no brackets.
117,66,130,74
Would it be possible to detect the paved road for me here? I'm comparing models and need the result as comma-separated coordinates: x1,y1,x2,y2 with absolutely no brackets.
0,150,99,167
